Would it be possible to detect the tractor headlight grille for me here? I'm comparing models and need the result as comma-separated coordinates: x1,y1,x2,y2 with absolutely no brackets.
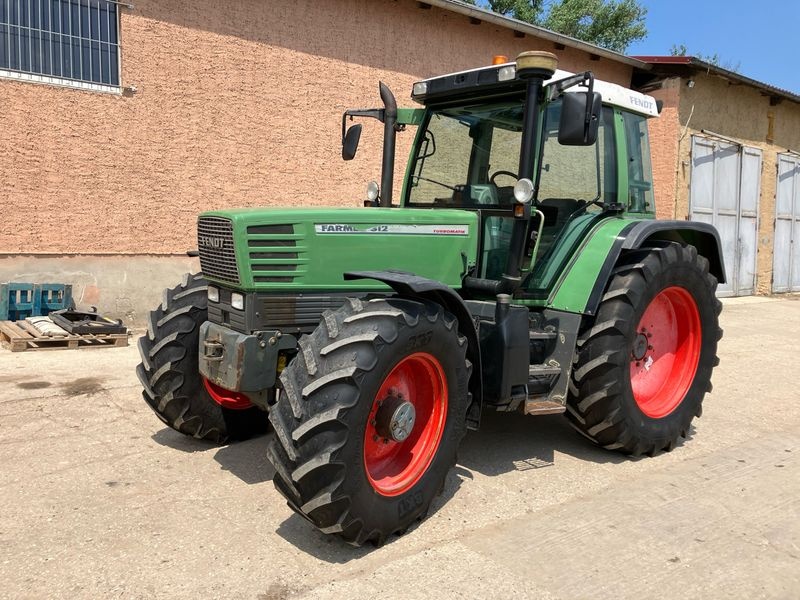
198,217,240,284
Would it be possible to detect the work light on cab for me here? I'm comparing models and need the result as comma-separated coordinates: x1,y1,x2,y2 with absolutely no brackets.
513,178,534,204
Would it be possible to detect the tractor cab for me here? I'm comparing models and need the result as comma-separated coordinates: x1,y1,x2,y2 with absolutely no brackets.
343,53,659,300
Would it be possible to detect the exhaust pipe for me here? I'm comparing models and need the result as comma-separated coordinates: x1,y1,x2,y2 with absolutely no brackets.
379,82,397,207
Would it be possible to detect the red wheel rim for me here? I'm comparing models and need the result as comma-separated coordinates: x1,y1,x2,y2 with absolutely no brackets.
202,377,254,410
363,352,448,497
629,286,702,418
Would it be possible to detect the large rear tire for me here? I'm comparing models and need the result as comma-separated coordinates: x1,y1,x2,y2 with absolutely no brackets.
136,273,268,444
267,297,471,546
567,243,722,456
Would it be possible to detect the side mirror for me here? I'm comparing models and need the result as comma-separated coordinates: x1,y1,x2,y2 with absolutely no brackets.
558,91,602,146
342,124,363,161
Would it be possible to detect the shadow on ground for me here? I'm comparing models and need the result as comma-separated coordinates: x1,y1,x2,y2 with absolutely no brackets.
152,410,693,562
151,427,276,484
151,428,218,453
459,411,631,475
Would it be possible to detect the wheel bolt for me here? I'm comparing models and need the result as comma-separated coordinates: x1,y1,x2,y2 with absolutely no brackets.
373,435,379,442
636,361,641,367
383,438,390,445
648,345,653,351
370,419,377,426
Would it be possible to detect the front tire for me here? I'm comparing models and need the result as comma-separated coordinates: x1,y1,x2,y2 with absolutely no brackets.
267,297,471,546
136,273,268,444
567,243,722,456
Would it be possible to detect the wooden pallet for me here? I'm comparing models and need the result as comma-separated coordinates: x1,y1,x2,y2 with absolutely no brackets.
0,320,129,352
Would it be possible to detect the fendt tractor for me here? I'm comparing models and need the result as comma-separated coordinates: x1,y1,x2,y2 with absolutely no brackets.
137,52,723,546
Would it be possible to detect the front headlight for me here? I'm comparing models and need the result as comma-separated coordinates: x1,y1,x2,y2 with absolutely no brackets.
231,292,245,311
207,286,219,303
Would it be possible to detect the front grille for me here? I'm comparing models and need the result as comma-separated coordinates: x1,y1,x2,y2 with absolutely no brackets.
198,217,240,284
247,224,302,284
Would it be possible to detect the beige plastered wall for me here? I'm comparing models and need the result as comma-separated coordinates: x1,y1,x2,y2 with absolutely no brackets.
1,0,633,256
0,0,633,324
662,73,800,294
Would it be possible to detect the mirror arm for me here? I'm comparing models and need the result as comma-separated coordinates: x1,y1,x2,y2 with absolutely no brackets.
341,108,385,144
583,73,595,143
550,71,592,95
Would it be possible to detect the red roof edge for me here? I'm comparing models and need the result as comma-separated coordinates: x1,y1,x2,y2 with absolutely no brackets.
631,55,800,104
631,56,693,64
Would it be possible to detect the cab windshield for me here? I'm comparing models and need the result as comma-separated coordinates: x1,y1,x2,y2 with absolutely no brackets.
405,97,616,209
406,100,524,208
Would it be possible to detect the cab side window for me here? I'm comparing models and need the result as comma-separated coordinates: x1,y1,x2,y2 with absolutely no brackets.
623,111,655,213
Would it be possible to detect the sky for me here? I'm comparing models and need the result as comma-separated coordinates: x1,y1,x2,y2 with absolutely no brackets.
626,0,800,94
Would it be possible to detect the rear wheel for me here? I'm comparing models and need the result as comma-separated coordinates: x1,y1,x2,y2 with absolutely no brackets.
136,273,268,444
567,244,722,456
266,297,471,546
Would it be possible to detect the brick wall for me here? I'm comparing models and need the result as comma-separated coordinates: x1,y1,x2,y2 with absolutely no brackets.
0,0,633,256
647,77,682,220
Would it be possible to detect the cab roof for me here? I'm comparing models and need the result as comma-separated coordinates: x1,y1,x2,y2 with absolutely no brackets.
412,63,659,118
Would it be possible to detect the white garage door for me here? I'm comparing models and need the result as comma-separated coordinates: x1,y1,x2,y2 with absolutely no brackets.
690,136,761,297
773,153,800,293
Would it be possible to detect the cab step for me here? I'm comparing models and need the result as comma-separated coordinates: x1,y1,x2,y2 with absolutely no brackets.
523,397,566,415
528,364,562,378
529,329,558,341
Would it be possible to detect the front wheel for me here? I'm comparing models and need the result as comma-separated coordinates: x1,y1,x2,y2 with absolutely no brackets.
136,273,268,444
567,243,722,456
266,297,471,546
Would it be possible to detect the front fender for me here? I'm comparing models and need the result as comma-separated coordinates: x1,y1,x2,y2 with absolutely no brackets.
344,270,482,430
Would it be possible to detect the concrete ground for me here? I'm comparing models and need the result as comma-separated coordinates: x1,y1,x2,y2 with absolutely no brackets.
1,296,798,599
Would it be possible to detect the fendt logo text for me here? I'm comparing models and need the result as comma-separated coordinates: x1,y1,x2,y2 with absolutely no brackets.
199,235,226,249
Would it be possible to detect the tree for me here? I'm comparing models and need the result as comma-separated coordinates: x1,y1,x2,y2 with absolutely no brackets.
460,0,647,53
670,44,741,73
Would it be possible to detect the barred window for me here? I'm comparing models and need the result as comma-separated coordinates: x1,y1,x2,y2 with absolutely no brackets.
0,0,120,90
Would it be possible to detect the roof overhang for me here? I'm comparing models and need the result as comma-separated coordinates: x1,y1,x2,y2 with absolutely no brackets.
632,55,800,105
418,0,650,70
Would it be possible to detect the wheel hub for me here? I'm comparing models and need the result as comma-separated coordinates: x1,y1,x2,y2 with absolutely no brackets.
375,394,416,442
363,352,448,497
632,332,649,361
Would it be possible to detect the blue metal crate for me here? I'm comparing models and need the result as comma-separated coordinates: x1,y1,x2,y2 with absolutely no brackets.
0,283,74,321
35,284,73,316
0,283,36,321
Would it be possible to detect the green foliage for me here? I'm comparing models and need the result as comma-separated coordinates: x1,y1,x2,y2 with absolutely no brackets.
459,0,647,52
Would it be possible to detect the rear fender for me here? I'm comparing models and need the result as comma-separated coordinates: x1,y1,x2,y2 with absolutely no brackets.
583,220,726,316
344,270,482,430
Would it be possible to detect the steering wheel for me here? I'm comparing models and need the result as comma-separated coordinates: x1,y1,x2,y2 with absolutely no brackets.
489,170,518,185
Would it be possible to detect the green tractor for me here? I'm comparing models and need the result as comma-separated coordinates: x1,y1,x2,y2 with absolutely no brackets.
137,52,723,546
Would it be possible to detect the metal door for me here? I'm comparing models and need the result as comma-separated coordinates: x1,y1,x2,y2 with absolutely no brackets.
773,154,800,292
689,136,761,297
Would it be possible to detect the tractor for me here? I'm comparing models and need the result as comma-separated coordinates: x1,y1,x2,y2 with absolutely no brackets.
137,51,723,546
